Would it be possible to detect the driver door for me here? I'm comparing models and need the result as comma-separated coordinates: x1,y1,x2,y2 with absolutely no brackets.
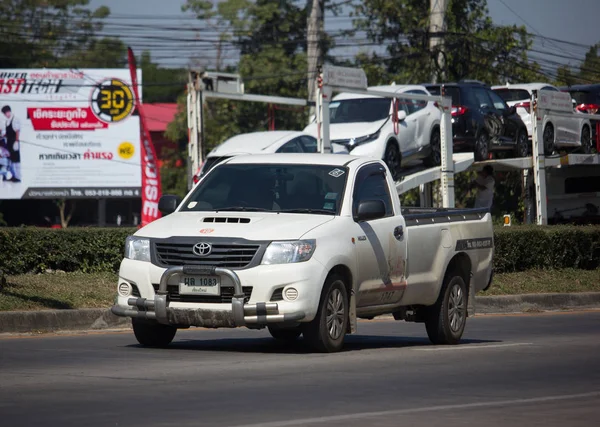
352,163,408,308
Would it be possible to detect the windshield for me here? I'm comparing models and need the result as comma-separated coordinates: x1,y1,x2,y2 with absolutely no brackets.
182,163,348,215
329,98,391,123
493,88,530,102
426,85,460,105
200,156,231,177
570,90,600,105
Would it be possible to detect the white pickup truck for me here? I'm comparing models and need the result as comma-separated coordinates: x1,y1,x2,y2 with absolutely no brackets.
112,154,494,352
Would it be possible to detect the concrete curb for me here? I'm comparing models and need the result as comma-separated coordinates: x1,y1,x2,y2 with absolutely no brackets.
475,292,600,314
0,308,129,334
0,293,599,334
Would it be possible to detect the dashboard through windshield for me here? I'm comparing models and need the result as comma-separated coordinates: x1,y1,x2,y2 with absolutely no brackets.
181,163,348,215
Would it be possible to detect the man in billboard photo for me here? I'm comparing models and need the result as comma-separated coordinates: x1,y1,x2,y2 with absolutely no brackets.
1,105,21,182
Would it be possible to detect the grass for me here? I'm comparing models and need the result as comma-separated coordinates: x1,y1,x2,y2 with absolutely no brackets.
0,272,117,312
0,269,599,311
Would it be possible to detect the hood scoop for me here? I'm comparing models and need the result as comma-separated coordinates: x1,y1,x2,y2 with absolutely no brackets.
203,217,251,224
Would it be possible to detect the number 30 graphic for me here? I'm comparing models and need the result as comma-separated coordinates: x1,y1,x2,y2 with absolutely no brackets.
91,78,134,123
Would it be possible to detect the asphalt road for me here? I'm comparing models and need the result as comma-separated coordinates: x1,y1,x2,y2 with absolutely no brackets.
1,311,599,427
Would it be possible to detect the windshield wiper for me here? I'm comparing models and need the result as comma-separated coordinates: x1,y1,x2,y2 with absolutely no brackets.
215,206,273,212
278,208,335,215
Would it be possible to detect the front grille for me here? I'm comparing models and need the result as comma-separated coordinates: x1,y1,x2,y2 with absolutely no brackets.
152,284,252,304
270,288,284,302
131,284,141,297
154,242,259,268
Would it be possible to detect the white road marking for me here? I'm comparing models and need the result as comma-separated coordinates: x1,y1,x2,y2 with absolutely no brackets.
413,342,533,351
231,391,600,427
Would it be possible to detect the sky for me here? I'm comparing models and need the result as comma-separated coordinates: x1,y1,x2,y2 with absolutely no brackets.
88,0,600,73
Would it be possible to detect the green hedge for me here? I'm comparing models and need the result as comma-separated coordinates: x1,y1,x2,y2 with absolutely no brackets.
0,228,135,275
1,225,599,275
494,226,600,273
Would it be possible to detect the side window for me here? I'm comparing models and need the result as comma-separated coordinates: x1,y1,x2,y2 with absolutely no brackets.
299,136,318,153
353,164,393,219
276,139,303,153
473,87,493,109
488,90,508,112
405,90,428,114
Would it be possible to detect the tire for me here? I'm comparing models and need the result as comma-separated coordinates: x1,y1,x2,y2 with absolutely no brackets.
424,128,441,167
132,318,177,348
303,275,348,353
543,124,555,155
268,325,302,342
384,141,402,181
474,132,490,161
425,275,467,345
581,126,593,154
513,130,529,158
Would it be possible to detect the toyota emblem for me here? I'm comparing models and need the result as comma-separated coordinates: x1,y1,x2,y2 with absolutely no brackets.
193,242,212,257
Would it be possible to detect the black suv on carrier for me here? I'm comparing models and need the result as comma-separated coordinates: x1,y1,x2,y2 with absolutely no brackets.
425,81,529,161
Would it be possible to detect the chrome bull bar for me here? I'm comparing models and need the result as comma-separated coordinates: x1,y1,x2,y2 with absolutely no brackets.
111,265,305,327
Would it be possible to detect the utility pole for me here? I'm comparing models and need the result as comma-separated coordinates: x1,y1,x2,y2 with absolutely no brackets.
307,0,323,116
429,0,448,83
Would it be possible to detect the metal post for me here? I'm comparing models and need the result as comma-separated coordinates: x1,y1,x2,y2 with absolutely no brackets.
439,94,454,207
186,81,196,190
532,92,548,225
316,72,323,153
321,86,332,153
522,169,534,224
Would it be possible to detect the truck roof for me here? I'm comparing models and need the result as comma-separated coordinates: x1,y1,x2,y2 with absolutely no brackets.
225,153,371,167
491,83,558,92
333,84,430,101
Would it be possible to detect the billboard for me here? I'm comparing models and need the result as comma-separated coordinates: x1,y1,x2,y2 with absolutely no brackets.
0,69,142,199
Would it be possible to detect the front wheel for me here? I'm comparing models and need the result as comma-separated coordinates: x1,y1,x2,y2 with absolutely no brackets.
303,275,348,353
384,142,402,181
513,130,529,158
425,275,467,345
132,318,177,348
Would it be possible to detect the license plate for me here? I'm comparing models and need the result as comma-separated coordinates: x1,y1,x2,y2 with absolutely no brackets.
179,275,220,296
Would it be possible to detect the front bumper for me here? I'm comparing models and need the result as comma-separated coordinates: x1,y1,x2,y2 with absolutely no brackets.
111,265,306,328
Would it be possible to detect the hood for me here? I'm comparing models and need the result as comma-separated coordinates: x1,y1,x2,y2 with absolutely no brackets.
304,120,386,141
136,211,335,241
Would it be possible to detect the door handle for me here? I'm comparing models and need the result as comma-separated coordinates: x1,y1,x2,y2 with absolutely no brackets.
394,225,404,240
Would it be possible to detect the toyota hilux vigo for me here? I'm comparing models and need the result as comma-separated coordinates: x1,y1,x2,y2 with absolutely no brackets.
112,154,494,352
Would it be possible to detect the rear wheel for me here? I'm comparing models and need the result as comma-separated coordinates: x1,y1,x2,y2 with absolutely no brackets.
268,325,302,342
132,318,177,348
425,275,467,345
581,126,593,154
303,275,348,353
513,130,529,158
384,141,402,181
424,128,441,167
543,124,555,155
474,132,490,161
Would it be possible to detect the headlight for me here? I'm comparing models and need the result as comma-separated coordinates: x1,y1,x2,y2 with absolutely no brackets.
261,240,316,265
125,236,151,262
348,130,380,151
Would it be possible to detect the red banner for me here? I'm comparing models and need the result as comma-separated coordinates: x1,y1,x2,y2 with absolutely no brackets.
27,107,108,131
127,47,162,227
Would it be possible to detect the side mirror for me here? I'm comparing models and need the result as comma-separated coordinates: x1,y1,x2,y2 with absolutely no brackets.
397,110,407,121
158,195,182,215
356,200,386,222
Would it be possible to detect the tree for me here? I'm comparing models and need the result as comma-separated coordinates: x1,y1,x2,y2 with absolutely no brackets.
352,0,543,85
556,43,600,86
169,0,312,151
0,0,118,68
140,51,187,103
